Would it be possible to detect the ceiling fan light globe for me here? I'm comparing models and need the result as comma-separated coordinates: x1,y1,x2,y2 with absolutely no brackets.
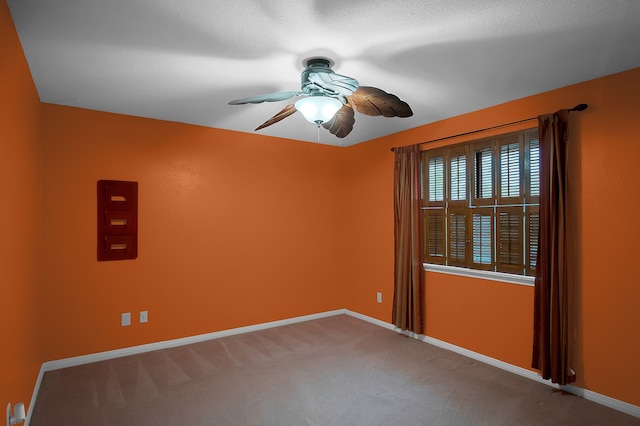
294,96,342,125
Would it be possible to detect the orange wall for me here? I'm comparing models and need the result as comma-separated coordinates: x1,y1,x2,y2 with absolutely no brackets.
0,0,42,411
37,105,348,360
343,67,640,406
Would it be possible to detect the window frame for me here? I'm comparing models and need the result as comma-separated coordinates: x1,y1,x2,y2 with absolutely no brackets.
420,128,539,278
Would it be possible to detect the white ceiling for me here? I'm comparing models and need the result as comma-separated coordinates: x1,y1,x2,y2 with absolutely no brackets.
7,0,640,146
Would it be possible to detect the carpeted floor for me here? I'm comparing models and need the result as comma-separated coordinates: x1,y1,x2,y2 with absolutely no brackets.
30,314,640,425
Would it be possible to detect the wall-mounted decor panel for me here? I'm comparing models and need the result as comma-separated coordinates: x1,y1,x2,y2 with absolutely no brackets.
97,180,138,261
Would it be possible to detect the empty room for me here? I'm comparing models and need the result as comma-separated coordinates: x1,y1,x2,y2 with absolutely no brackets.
2,1,639,425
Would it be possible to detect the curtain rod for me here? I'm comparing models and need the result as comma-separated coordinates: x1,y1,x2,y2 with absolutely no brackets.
390,103,588,152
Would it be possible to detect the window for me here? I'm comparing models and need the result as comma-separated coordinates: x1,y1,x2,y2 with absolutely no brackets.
421,129,539,276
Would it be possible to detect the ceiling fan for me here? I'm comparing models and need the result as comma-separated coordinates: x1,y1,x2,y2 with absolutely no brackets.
228,57,413,138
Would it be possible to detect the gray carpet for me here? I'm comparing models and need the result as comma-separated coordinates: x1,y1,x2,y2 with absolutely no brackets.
31,315,639,425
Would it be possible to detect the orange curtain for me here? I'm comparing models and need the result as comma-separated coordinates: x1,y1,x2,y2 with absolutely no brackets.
532,110,575,385
392,145,425,334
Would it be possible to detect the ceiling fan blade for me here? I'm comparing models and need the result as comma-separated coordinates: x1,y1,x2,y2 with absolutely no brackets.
322,104,355,138
308,72,359,96
228,91,300,105
348,86,413,118
255,104,298,131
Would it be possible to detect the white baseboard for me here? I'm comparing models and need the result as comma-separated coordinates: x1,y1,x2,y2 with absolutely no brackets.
344,309,640,420
27,308,639,424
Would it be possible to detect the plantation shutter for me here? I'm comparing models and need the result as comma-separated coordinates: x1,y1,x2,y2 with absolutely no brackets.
448,209,467,267
448,147,468,267
497,207,523,274
422,150,446,264
449,151,467,202
428,156,445,202
471,211,493,270
473,142,494,205
425,209,445,264
498,135,524,204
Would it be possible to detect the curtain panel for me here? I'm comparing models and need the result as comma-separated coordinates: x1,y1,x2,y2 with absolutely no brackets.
532,110,576,385
392,144,425,334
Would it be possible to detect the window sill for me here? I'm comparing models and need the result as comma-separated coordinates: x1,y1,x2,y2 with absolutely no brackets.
423,263,535,287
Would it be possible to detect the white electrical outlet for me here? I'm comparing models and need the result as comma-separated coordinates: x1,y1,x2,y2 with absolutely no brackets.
121,312,131,326
140,311,148,323
376,292,382,303
7,402,26,426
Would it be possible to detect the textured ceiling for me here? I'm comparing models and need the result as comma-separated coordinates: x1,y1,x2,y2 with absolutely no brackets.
7,0,640,146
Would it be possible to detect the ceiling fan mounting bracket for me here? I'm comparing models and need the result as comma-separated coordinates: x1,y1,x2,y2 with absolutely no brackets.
303,56,334,68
